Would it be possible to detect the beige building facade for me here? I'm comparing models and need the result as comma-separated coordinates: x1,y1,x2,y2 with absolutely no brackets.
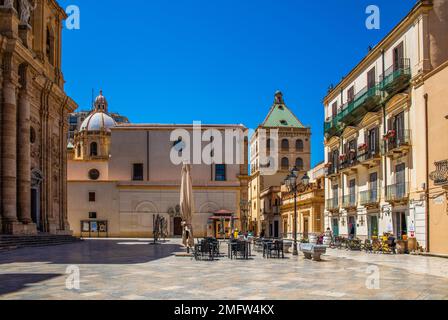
281,163,325,240
248,91,311,236
0,1,77,235
68,93,249,238
323,0,448,252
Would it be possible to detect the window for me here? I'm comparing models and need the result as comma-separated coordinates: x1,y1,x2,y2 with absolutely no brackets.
281,157,289,170
89,212,97,219
133,163,144,181
349,179,356,204
280,120,288,126
88,169,100,181
367,67,376,89
370,172,378,202
281,139,289,151
295,158,304,170
89,192,96,202
296,139,304,151
347,86,355,103
90,142,98,157
332,102,338,117
393,42,404,71
215,164,226,181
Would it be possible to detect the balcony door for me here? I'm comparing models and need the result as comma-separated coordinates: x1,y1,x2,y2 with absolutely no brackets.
349,179,356,205
396,163,406,198
370,172,378,202
367,67,376,89
393,112,405,142
393,42,404,71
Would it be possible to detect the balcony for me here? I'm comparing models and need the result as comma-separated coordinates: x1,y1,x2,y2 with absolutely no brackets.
386,183,409,204
326,198,340,213
325,85,382,138
325,163,339,178
379,59,411,96
430,160,448,186
360,189,380,208
386,130,411,157
357,146,383,167
342,194,357,210
339,152,359,174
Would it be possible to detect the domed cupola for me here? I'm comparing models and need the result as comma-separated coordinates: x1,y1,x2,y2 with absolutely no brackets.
94,90,108,112
80,90,116,133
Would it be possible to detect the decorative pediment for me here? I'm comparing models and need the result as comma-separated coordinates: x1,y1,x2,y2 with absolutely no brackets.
358,112,381,129
325,135,340,148
341,126,358,140
386,93,410,114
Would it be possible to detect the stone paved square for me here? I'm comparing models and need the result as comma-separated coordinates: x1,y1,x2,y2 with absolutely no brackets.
1,239,447,300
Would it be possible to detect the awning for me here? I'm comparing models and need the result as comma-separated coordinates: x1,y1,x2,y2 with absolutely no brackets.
209,216,239,221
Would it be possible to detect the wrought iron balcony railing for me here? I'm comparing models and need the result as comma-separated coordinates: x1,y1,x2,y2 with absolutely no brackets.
386,182,409,202
359,189,380,206
379,58,411,95
430,160,448,186
342,194,357,208
387,129,411,153
326,198,340,211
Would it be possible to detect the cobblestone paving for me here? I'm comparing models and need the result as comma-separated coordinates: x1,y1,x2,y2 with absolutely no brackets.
1,239,447,300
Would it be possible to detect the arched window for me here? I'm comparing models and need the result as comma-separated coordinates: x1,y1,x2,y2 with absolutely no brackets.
281,157,289,170
90,142,98,157
77,145,81,158
295,158,304,170
296,139,304,151
281,139,289,151
266,139,271,149
46,26,55,65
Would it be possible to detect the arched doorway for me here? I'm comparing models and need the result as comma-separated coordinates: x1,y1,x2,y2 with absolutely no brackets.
173,217,183,236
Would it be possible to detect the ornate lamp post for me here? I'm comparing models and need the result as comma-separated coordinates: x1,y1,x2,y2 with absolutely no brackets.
285,166,310,256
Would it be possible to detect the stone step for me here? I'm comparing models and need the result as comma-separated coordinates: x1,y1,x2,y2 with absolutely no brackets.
0,235,82,251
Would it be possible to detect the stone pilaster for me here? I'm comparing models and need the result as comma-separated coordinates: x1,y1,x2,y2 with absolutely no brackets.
17,64,35,232
1,58,18,230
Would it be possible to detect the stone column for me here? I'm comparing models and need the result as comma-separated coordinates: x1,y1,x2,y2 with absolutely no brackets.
1,78,18,228
17,77,32,225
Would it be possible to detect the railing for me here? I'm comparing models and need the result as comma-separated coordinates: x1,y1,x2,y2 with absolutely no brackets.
326,163,339,176
340,152,358,170
326,198,340,211
386,182,409,202
357,147,382,162
387,129,411,152
342,194,357,208
430,160,448,186
379,58,411,92
360,189,380,205
325,84,381,135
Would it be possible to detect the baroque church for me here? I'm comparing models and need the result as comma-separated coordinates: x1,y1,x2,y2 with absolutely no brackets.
67,91,249,238
0,0,77,235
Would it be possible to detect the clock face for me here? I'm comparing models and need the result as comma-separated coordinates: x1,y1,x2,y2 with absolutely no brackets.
88,169,100,181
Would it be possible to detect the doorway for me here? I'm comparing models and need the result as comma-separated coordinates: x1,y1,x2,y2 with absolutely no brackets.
332,218,339,237
173,217,183,236
303,217,309,239
274,221,279,239
393,212,408,240
368,215,379,239
348,216,356,238
31,187,42,232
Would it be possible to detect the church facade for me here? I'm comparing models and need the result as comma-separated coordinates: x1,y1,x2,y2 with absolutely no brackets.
0,1,77,235
67,92,249,238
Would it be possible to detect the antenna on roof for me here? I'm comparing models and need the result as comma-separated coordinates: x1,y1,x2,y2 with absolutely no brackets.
91,88,94,109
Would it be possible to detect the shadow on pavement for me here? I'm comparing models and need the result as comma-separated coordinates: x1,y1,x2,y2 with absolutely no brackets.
0,273,62,296
0,240,183,265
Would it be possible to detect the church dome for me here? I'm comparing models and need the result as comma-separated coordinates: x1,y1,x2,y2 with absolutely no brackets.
79,90,116,132
80,111,116,132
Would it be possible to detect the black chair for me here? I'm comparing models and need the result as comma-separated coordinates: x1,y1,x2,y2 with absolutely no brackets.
194,239,219,261
229,240,249,260
266,240,284,259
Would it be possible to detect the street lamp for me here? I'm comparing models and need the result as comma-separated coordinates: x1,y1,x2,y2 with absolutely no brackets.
285,166,310,256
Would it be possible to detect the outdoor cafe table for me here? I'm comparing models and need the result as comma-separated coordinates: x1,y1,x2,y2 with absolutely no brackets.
228,240,251,260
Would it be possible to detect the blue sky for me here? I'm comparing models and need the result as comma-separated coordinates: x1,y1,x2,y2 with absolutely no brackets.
59,0,415,167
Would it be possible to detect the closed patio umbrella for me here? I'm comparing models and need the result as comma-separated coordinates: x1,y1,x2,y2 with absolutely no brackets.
180,163,195,250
